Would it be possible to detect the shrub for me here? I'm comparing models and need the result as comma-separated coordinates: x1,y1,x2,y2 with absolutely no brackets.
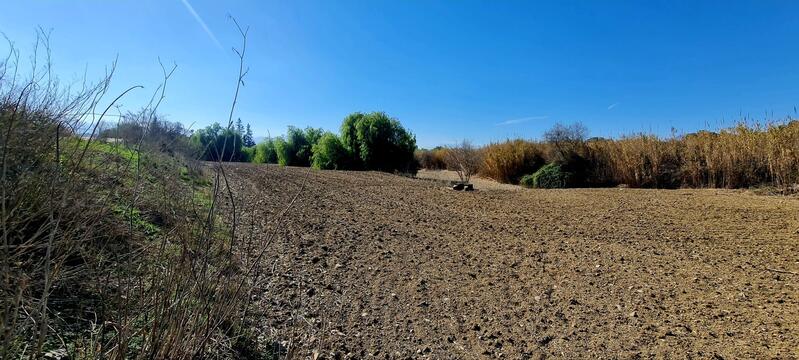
529,163,571,188
444,140,482,183
519,173,536,188
253,138,278,163
311,132,351,169
479,140,546,183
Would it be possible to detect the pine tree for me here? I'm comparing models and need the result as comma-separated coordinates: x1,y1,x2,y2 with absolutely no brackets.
244,124,255,147
235,118,244,134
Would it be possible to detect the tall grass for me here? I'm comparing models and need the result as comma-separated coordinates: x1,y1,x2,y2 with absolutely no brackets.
479,140,546,184
419,121,799,190
415,147,447,170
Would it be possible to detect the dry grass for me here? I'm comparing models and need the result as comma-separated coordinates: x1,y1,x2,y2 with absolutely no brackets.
414,148,447,170
589,121,799,189
422,121,799,190
478,139,546,184
1,25,276,359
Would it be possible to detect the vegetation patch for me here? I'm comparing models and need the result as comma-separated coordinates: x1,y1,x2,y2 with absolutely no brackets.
521,163,571,188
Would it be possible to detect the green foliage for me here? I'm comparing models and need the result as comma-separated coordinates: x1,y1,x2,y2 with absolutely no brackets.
255,112,417,172
112,204,161,237
241,146,256,162
340,111,417,173
519,173,536,188
191,122,246,161
340,112,365,167
243,124,255,147
253,139,278,163
296,127,324,166
274,137,290,166
527,163,572,188
311,132,351,170
273,126,325,166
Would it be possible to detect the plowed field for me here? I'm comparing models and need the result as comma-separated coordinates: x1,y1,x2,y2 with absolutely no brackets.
222,164,799,359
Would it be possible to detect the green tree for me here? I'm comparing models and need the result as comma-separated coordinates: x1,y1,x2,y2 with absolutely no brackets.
275,126,325,166
273,136,292,166
235,118,244,134
351,112,417,173
190,122,245,161
253,138,278,163
340,112,366,168
244,123,255,147
296,127,324,166
311,132,351,170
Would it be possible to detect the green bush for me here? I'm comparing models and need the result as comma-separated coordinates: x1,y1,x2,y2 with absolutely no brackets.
311,132,351,170
526,163,571,188
253,139,278,163
519,174,536,188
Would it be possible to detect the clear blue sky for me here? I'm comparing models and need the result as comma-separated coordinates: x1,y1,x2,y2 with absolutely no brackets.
2,1,798,148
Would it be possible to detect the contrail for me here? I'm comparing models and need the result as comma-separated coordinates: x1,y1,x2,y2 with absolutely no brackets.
495,115,549,126
180,0,223,50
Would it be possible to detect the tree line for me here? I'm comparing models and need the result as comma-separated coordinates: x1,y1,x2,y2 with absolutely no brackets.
101,111,419,174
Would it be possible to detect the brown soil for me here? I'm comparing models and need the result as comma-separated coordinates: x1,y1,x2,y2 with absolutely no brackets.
223,164,799,359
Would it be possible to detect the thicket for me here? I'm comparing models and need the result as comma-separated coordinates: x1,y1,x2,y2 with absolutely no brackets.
419,121,799,190
479,140,546,184
1,26,274,358
251,112,418,174
415,147,447,170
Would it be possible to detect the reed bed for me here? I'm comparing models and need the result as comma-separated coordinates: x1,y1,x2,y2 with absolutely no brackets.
421,120,799,190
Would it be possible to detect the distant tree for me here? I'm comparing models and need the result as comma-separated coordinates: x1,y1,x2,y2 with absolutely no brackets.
244,123,255,147
99,109,195,155
543,122,587,162
444,140,482,183
543,122,589,185
339,111,417,173
235,118,244,135
191,122,245,161
241,145,256,162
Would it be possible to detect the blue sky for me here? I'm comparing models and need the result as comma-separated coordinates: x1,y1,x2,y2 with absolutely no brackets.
1,1,798,148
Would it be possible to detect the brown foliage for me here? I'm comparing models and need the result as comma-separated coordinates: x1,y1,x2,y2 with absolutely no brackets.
479,140,547,184
443,140,482,183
